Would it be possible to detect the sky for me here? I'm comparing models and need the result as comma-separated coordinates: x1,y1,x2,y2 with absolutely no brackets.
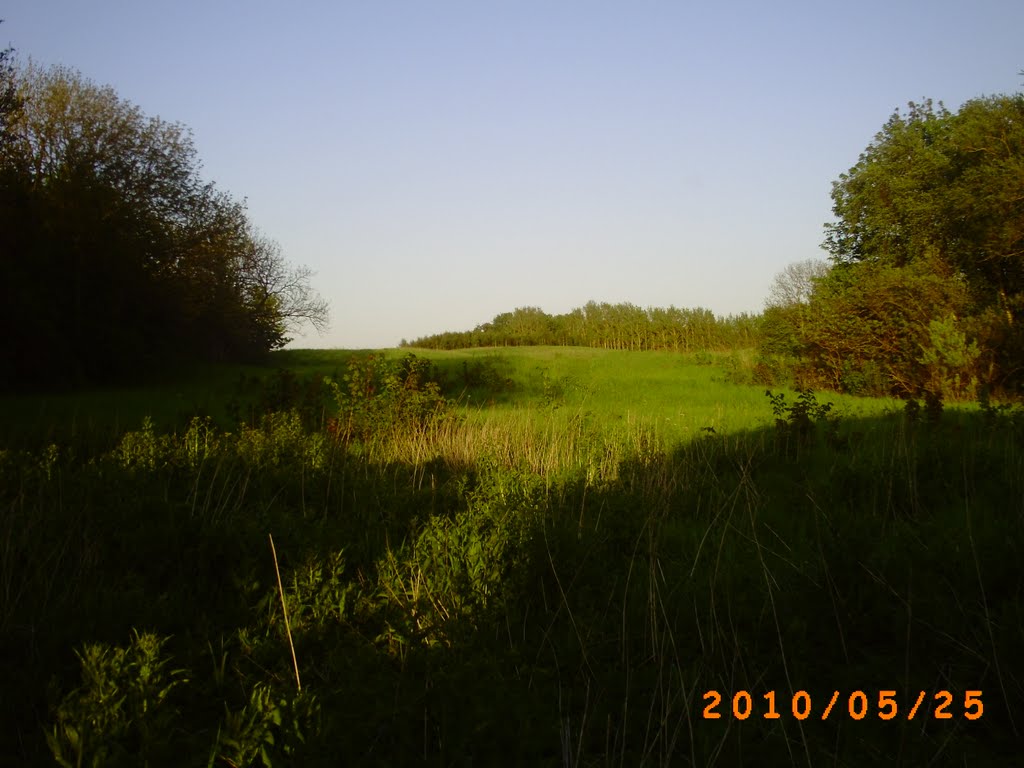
4,1,1023,348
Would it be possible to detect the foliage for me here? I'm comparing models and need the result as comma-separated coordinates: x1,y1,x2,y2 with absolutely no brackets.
820,94,1024,395
455,356,516,395
227,367,338,432
3,350,1023,767
919,313,981,400
326,353,453,444
768,257,975,397
237,410,329,470
116,416,171,471
764,258,831,309
214,684,320,768
376,470,540,648
765,388,836,448
403,301,761,352
47,632,187,768
719,348,795,387
0,62,327,390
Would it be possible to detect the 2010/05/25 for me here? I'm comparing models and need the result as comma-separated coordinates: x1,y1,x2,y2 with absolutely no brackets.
702,690,983,721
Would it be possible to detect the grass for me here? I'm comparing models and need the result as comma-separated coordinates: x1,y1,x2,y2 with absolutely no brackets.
0,347,1020,766
0,346,906,452
416,345,903,438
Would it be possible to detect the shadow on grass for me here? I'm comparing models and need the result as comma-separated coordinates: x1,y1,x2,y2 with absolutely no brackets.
1,402,1021,766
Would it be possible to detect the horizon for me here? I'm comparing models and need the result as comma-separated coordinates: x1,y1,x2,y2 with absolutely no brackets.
4,1,1022,348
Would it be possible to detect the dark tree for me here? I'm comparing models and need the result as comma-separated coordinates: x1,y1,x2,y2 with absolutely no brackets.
237,232,330,351
0,61,328,389
0,29,18,147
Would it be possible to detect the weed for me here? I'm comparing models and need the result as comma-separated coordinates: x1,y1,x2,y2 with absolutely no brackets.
47,631,187,768
214,683,320,768
765,388,836,448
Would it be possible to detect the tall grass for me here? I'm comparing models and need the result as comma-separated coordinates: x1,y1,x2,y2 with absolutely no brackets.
0,350,1020,766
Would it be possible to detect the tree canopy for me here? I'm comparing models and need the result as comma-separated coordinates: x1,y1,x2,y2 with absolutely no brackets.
0,59,328,390
765,258,831,309
770,93,1024,398
0,37,17,148
402,301,760,353
825,96,1024,305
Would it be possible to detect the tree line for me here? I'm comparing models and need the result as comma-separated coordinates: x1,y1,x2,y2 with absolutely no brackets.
0,37,327,391
402,301,760,352
5,27,1018,404
409,89,1024,404
763,93,1024,400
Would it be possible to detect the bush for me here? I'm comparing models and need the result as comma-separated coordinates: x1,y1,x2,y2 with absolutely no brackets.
326,354,453,444
839,359,888,397
766,388,837,449
751,353,795,386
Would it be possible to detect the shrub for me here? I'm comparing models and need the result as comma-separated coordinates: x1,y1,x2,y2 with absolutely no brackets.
326,354,453,444
766,388,837,449
919,314,980,401
236,410,328,470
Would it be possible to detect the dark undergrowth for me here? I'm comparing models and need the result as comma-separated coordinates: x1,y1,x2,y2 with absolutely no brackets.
1,363,1021,766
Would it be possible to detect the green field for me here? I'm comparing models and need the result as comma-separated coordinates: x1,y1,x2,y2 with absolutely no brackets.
0,347,902,449
1,348,1020,766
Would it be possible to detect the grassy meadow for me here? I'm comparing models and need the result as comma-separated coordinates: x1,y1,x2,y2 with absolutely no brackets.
1,347,1021,766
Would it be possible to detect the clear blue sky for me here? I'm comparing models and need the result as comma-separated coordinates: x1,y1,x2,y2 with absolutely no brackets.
5,1,1022,348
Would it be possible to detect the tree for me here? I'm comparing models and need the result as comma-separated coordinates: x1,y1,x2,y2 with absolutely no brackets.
0,61,328,388
401,301,754,353
765,259,831,308
2,62,222,381
793,258,974,396
824,100,955,268
237,232,330,349
0,25,18,148
761,259,832,363
816,94,1024,395
826,95,1024,305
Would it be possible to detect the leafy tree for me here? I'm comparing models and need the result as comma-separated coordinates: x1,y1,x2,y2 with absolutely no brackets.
403,302,760,353
824,100,955,268
0,62,328,389
820,94,1024,394
943,96,1024,315
794,258,973,396
486,306,555,346
1,63,182,381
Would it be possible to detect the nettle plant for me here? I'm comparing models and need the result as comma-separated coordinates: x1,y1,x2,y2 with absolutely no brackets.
47,630,319,768
47,631,186,768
